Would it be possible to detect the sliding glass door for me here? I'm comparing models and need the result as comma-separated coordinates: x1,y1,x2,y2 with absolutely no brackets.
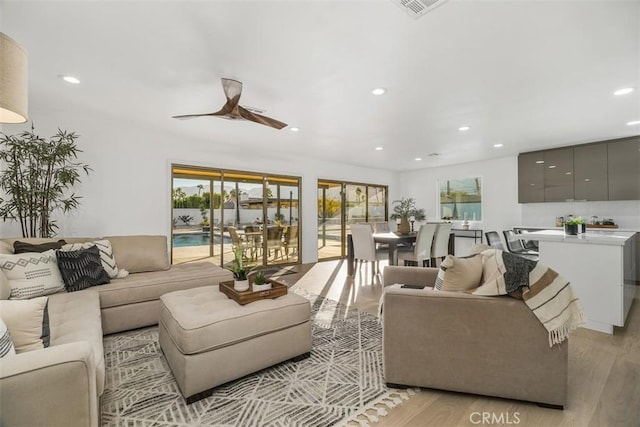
172,165,300,268
317,180,388,260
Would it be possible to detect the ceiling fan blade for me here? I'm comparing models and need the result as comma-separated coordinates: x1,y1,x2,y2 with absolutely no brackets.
221,78,242,102
172,112,222,120
238,106,288,130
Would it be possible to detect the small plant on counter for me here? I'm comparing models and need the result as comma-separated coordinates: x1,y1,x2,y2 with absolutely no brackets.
565,216,585,225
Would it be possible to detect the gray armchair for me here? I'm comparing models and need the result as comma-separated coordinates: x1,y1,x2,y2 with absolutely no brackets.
382,266,568,408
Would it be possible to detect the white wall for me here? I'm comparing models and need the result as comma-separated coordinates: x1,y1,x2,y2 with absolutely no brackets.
399,156,522,255
0,119,400,263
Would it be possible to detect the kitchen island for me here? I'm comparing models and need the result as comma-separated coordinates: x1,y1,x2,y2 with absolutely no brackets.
524,229,637,334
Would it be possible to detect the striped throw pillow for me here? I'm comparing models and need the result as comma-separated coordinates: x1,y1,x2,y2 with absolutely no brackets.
60,239,128,279
0,318,16,358
0,250,65,299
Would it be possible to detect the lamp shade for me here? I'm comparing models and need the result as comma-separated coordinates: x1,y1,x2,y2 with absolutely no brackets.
0,32,28,123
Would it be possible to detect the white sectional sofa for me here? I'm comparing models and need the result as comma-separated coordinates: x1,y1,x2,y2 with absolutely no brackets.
0,235,233,427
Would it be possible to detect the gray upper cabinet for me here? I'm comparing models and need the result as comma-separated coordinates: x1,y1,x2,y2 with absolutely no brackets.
518,152,545,203
543,147,574,202
574,143,608,201
608,137,640,200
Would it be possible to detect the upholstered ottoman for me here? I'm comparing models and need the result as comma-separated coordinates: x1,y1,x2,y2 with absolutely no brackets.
158,286,312,402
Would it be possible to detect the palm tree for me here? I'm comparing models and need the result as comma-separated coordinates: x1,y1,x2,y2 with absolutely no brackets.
196,184,204,196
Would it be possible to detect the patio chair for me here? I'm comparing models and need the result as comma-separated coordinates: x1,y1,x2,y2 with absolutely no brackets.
374,222,390,233
228,226,251,258
266,227,284,259
283,225,298,259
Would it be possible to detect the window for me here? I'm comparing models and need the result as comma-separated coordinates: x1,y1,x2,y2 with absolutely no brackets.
438,177,482,221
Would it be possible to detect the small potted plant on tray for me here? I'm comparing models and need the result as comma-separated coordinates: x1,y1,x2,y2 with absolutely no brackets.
252,271,271,292
227,247,253,291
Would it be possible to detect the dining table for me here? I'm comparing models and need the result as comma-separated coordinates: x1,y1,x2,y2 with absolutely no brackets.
346,231,456,275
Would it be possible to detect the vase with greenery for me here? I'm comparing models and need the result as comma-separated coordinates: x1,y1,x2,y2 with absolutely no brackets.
390,198,426,235
227,247,253,291
0,127,91,237
564,216,585,236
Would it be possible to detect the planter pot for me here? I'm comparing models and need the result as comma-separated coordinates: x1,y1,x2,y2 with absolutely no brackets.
397,217,411,235
252,282,272,292
234,279,250,292
564,224,578,236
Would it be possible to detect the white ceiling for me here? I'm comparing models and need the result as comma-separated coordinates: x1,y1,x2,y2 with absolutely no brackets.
2,0,639,171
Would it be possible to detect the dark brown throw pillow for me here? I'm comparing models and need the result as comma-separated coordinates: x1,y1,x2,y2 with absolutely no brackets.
56,245,110,292
13,240,67,254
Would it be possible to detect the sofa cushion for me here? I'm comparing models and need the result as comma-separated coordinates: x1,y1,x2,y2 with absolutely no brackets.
94,262,233,309
104,235,169,273
0,317,16,357
13,240,67,254
0,296,49,353
440,254,483,292
47,290,105,395
160,286,310,355
0,250,65,299
60,239,127,279
56,245,111,292
0,238,98,254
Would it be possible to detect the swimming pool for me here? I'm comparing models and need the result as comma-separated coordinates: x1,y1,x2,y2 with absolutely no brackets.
172,233,232,247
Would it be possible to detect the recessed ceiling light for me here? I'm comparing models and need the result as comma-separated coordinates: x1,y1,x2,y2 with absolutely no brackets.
415,157,422,161
627,120,640,126
61,75,80,84
493,143,503,148
548,165,557,169
535,160,544,164
371,87,386,96
614,87,634,96
458,126,470,131
375,147,383,151
565,172,572,175
289,127,300,132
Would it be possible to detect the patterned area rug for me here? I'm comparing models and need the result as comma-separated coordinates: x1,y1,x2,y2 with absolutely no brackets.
101,289,412,426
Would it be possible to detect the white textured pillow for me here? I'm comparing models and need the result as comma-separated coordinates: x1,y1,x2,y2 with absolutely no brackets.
0,250,65,299
0,297,49,353
60,240,128,279
0,317,16,358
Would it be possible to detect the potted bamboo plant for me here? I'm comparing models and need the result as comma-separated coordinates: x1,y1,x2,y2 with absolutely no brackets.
227,247,253,291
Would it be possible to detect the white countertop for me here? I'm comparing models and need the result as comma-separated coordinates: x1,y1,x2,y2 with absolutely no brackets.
524,229,636,246
519,225,639,232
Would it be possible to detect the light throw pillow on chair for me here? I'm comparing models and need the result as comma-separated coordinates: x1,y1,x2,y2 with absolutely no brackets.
0,296,50,353
0,317,16,358
0,250,65,299
60,239,128,279
440,254,484,292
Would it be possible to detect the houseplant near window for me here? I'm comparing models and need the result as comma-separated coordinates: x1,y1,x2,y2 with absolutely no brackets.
564,216,585,236
252,271,271,292
0,127,91,237
390,198,426,235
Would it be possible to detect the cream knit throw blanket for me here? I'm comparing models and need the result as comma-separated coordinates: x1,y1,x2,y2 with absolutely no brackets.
472,249,585,347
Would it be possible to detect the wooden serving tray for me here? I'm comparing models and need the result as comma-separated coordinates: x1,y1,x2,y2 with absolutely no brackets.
219,280,288,305
586,224,619,229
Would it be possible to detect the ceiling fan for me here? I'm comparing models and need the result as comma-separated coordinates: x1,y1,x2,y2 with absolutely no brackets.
172,78,287,130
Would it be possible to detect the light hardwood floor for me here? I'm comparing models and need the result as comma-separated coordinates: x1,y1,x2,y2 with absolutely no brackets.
285,260,640,427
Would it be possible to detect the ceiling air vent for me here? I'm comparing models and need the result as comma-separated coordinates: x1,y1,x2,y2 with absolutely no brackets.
391,0,450,19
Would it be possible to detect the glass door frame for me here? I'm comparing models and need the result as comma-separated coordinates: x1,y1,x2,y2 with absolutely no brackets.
317,179,388,261
172,164,302,267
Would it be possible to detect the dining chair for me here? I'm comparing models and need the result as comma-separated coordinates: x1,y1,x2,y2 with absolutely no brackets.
430,223,453,266
485,231,506,251
374,222,390,233
503,230,539,261
400,223,437,267
350,224,383,274
516,229,539,251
